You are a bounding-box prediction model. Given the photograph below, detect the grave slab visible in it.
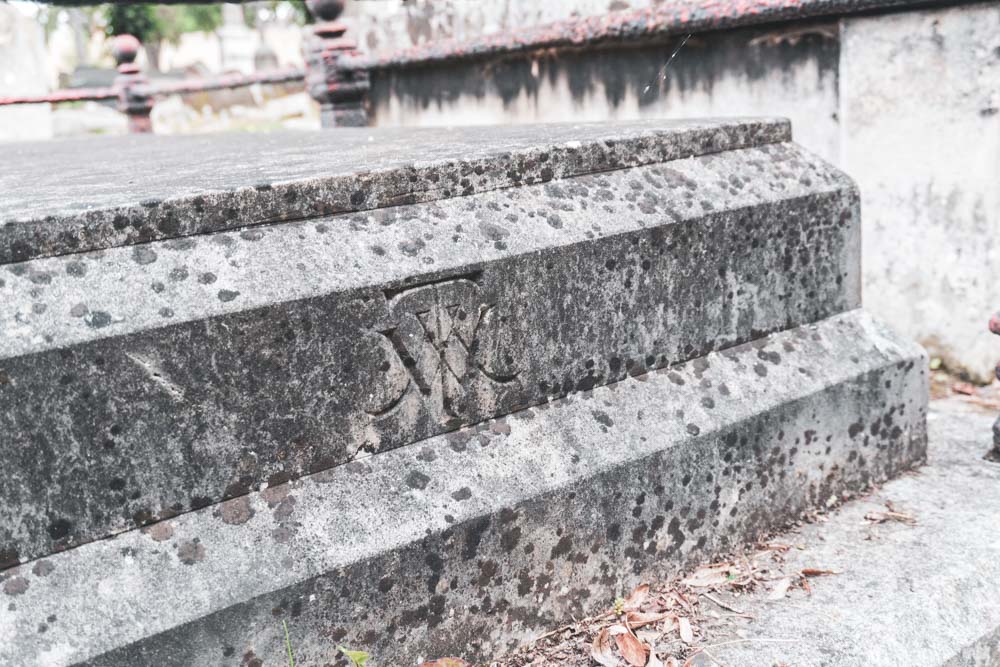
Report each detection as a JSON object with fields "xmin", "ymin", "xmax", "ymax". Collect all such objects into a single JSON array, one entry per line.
[
  {"xmin": 1, "ymin": 122, "xmax": 860, "ymax": 564},
  {"xmin": 0, "ymin": 310, "xmax": 927, "ymax": 666},
  {"xmin": 0, "ymin": 118, "xmax": 787, "ymax": 264}
]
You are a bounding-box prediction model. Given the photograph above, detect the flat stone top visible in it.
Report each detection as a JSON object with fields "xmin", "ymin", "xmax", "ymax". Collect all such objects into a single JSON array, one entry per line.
[{"xmin": 0, "ymin": 118, "xmax": 789, "ymax": 264}]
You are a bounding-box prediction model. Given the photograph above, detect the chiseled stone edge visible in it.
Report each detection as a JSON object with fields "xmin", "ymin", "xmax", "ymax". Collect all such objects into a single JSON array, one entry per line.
[
  {"xmin": 0, "ymin": 118, "xmax": 789, "ymax": 265},
  {"xmin": 0, "ymin": 310, "xmax": 928, "ymax": 666}
]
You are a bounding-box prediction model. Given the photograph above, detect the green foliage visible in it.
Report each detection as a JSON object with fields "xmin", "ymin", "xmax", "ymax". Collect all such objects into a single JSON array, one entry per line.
[
  {"xmin": 286, "ymin": 0, "xmax": 313, "ymax": 24},
  {"xmin": 102, "ymin": 3, "xmax": 223, "ymax": 43},
  {"xmin": 167, "ymin": 4, "xmax": 223, "ymax": 37},
  {"xmin": 337, "ymin": 645, "xmax": 371, "ymax": 667},
  {"xmin": 103, "ymin": 4, "xmax": 161, "ymax": 41}
]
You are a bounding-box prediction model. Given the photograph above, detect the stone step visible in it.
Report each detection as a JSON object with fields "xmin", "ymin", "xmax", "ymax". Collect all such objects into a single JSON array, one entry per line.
[
  {"xmin": 0, "ymin": 118, "xmax": 787, "ymax": 264},
  {"xmin": 0, "ymin": 121, "xmax": 859, "ymax": 564},
  {"xmin": 0, "ymin": 310, "xmax": 927, "ymax": 666},
  {"xmin": 691, "ymin": 399, "xmax": 998, "ymax": 667}
]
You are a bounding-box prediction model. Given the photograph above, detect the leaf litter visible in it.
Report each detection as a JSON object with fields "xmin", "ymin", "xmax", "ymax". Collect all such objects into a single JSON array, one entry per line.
[{"xmin": 490, "ymin": 489, "xmax": 918, "ymax": 666}]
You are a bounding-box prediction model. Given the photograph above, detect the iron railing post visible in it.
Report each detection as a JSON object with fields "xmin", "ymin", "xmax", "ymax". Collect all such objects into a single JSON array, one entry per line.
[
  {"xmin": 304, "ymin": 0, "xmax": 369, "ymax": 128},
  {"xmin": 111, "ymin": 34, "xmax": 154, "ymax": 134}
]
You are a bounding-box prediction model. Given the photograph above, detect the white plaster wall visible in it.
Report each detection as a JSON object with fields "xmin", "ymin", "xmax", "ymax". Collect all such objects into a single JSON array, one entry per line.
[
  {"xmin": 840, "ymin": 3, "xmax": 1000, "ymax": 381},
  {"xmin": 0, "ymin": 6, "xmax": 53, "ymax": 142}
]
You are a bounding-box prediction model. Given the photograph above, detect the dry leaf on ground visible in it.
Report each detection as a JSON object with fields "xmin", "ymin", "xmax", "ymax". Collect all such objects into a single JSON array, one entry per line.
[
  {"xmin": 678, "ymin": 617, "xmax": 694, "ymax": 644},
  {"xmin": 591, "ymin": 627, "xmax": 619, "ymax": 667},
  {"xmin": 623, "ymin": 584, "xmax": 650, "ymax": 610},
  {"xmin": 626, "ymin": 611, "xmax": 671, "ymax": 629},
  {"xmin": 801, "ymin": 568, "xmax": 838, "ymax": 577},
  {"xmin": 614, "ymin": 630, "xmax": 649, "ymax": 666},
  {"xmin": 682, "ymin": 563, "xmax": 735, "ymax": 588}
]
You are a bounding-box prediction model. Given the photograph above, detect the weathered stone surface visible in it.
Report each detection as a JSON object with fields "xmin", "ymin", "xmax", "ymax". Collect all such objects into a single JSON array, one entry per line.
[
  {"xmin": 0, "ymin": 126, "xmax": 860, "ymax": 564},
  {"xmin": 0, "ymin": 310, "xmax": 927, "ymax": 666},
  {"xmin": 0, "ymin": 118, "xmax": 788, "ymax": 264},
  {"xmin": 693, "ymin": 398, "xmax": 1000, "ymax": 667}
]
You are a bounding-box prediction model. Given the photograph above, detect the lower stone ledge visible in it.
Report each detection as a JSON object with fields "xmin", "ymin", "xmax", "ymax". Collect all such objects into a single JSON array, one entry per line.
[
  {"xmin": 686, "ymin": 398, "xmax": 1000, "ymax": 667},
  {"xmin": 0, "ymin": 309, "xmax": 927, "ymax": 666}
]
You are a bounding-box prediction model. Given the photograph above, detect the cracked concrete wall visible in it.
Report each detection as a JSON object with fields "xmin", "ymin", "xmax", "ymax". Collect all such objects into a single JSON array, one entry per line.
[{"xmin": 839, "ymin": 3, "xmax": 1000, "ymax": 382}]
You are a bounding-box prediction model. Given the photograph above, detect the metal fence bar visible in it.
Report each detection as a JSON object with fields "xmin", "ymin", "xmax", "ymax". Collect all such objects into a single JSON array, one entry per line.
[
  {"xmin": 0, "ymin": 88, "xmax": 117, "ymax": 106},
  {"xmin": 131, "ymin": 68, "xmax": 305, "ymax": 99},
  {"xmin": 0, "ymin": 0, "xmax": 367, "ymax": 133}
]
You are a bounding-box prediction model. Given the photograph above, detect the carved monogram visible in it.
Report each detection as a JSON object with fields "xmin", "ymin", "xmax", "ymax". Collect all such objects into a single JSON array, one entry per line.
[{"xmin": 367, "ymin": 277, "xmax": 519, "ymax": 420}]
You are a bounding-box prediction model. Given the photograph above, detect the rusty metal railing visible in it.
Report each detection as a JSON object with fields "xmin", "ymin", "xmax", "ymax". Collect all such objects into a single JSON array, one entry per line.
[{"xmin": 0, "ymin": 0, "xmax": 366, "ymax": 133}]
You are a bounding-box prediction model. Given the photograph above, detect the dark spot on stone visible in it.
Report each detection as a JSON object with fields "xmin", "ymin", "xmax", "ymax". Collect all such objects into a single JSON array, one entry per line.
[
  {"xmin": 406, "ymin": 470, "xmax": 431, "ymax": 490},
  {"xmin": 754, "ymin": 363, "xmax": 768, "ymax": 377},
  {"xmin": 451, "ymin": 487, "xmax": 472, "ymax": 501},
  {"xmin": 142, "ymin": 522, "xmax": 174, "ymax": 542},
  {"xmin": 490, "ymin": 419, "xmax": 511, "ymax": 435},
  {"xmin": 686, "ymin": 423, "xmax": 700, "ymax": 436},
  {"xmin": 190, "ymin": 496, "xmax": 213, "ymax": 510},
  {"xmin": 85, "ymin": 311, "xmax": 113, "ymax": 329},
  {"xmin": 399, "ymin": 238, "xmax": 426, "ymax": 256},
  {"xmin": 177, "ymin": 539, "xmax": 206, "ymax": 565},
  {"xmin": 0, "ymin": 547, "xmax": 20, "ymax": 570},
  {"xmin": 378, "ymin": 577, "xmax": 394, "ymax": 593},
  {"xmin": 65, "ymin": 261, "xmax": 87, "ymax": 277},
  {"xmin": 592, "ymin": 410, "xmax": 614, "ymax": 428},
  {"xmin": 550, "ymin": 535, "xmax": 573, "ymax": 559},
  {"xmin": 159, "ymin": 307, "xmax": 174, "ymax": 318},
  {"xmin": 169, "ymin": 267, "xmax": 189, "ymax": 282},
  {"xmin": 848, "ymin": 422, "xmax": 864, "ymax": 438},
  {"xmin": 218, "ymin": 289, "xmax": 240, "ymax": 302},
  {"xmin": 198, "ymin": 272, "xmax": 217, "ymax": 285},
  {"xmin": 463, "ymin": 516, "xmax": 491, "ymax": 560},
  {"xmin": 350, "ymin": 190, "xmax": 367, "ymax": 207},
  {"xmin": 69, "ymin": 303, "xmax": 88, "ymax": 318},
  {"xmin": 32, "ymin": 560, "xmax": 53, "ymax": 577},
  {"xmin": 3, "ymin": 578, "xmax": 28, "ymax": 596},
  {"xmin": 47, "ymin": 518, "xmax": 72, "ymax": 541},
  {"xmin": 219, "ymin": 496, "xmax": 255, "ymax": 525},
  {"xmin": 132, "ymin": 246, "xmax": 157, "ymax": 265}
]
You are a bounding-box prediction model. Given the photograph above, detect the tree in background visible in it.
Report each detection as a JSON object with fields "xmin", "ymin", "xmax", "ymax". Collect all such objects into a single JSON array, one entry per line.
[{"xmin": 103, "ymin": 3, "xmax": 223, "ymax": 71}]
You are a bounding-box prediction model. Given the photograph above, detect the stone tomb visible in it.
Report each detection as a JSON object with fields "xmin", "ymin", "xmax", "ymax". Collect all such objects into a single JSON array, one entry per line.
[{"xmin": 0, "ymin": 119, "xmax": 927, "ymax": 665}]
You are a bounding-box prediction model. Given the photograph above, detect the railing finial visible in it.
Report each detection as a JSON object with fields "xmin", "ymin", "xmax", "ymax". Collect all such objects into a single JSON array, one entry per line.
[
  {"xmin": 111, "ymin": 34, "xmax": 153, "ymax": 134},
  {"xmin": 304, "ymin": 0, "xmax": 369, "ymax": 128},
  {"xmin": 305, "ymin": 0, "xmax": 346, "ymax": 23},
  {"xmin": 111, "ymin": 34, "xmax": 141, "ymax": 73}
]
